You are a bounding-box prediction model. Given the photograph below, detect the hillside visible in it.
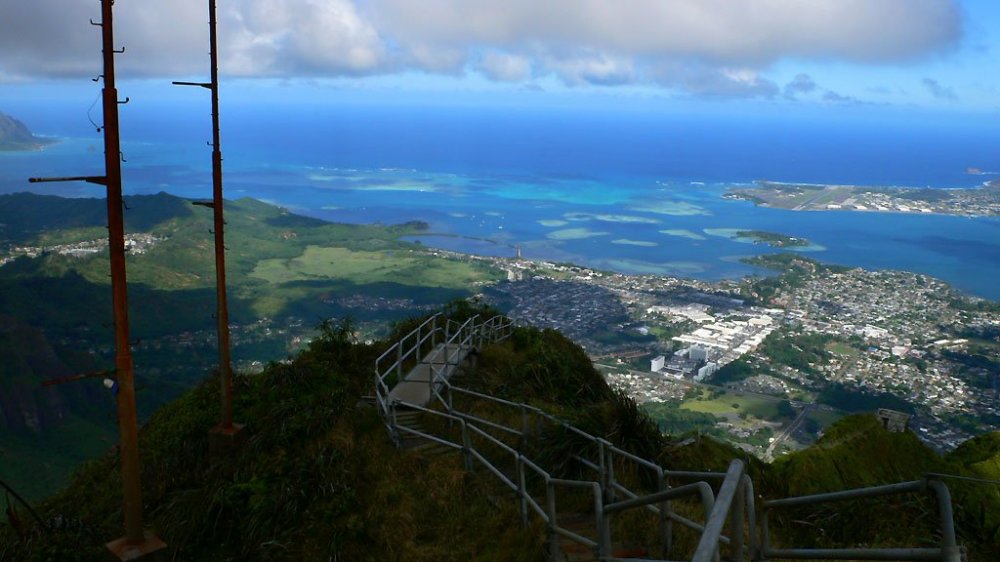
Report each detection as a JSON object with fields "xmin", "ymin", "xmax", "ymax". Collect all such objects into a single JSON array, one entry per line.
[
  {"xmin": 0, "ymin": 192, "xmax": 503, "ymax": 500},
  {"xmin": 0, "ymin": 112, "xmax": 53, "ymax": 151},
  {"xmin": 1, "ymin": 309, "xmax": 998, "ymax": 561}
]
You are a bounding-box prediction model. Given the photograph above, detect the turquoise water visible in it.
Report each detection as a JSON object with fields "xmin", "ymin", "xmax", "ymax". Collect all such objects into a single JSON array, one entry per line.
[{"xmin": 3, "ymin": 102, "xmax": 1000, "ymax": 300}]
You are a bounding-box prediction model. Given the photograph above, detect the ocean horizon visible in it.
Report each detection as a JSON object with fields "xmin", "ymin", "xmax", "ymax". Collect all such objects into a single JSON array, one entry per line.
[{"xmin": 3, "ymin": 101, "xmax": 1000, "ymax": 300}]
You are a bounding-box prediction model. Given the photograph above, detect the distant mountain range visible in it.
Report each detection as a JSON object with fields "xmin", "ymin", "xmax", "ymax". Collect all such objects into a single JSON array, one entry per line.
[{"xmin": 0, "ymin": 111, "xmax": 55, "ymax": 151}]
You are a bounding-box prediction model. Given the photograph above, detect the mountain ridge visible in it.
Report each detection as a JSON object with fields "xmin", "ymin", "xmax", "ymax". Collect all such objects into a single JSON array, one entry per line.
[
  {"xmin": 1, "ymin": 313, "xmax": 998, "ymax": 560},
  {"xmin": 0, "ymin": 112, "xmax": 54, "ymax": 151}
]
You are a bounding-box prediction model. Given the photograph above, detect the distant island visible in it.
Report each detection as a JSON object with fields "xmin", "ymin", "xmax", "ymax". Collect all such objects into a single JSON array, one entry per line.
[
  {"xmin": 733, "ymin": 230, "xmax": 810, "ymax": 248},
  {"xmin": 0, "ymin": 111, "xmax": 55, "ymax": 151},
  {"xmin": 726, "ymin": 179, "xmax": 1000, "ymax": 217}
]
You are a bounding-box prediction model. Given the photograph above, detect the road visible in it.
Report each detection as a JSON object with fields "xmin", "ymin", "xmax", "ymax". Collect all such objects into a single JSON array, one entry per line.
[{"xmin": 764, "ymin": 403, "xmax": 816, "ymax": 462}]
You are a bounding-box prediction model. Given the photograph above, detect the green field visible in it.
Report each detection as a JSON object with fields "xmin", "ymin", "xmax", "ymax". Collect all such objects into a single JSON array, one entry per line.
[
  {"xmin": 681, "ymin": 388, "xmax": 781, "ymax": 419},
  {"xmin": 250, "ymin": 246, "xmax": 494, "ymax": 289}
]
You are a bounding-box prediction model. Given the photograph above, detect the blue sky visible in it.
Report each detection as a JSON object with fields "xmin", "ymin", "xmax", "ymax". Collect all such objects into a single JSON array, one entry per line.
[{"xmin": 1, "ymin": 0, "xmax": 998, "ymax": 115}]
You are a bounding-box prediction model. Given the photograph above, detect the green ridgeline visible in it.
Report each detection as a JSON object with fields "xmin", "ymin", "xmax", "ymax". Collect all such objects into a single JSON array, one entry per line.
[
  {"xmin": 2, "ymin": 308, "xmax": 999, "ymax": 561},
  {"xmin": 0, "ymin": 193, "xmax": 501, "ymax": 505}
]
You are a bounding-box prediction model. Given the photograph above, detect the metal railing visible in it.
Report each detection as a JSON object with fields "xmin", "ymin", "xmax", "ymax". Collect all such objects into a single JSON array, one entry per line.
[
  {"xmin": 760, "ymin": 478, "xmax": 962, "ymax": 562},
  {"xmin": 435, "ymin": 383, "xmax": 747, "ymax": 560},
  {"xmin": 375, "ymin": 318, "xmax": 961, "ymax": 562},
  {"xmin": 386, "ymin": 352, "xmax": 738, "ymax": 560},
  {"xmin": 390, "ymin": 385, "xmax": 739, "ymax": 561},
  {"xmin": 374, "ymin": 314, "xmax": 514, "ymax": 444}
]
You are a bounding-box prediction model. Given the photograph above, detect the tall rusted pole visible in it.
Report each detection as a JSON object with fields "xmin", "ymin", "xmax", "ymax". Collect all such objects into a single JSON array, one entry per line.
[
  {"xmin": 30, "ymin": 2, "xmax": 165, "ymax": 557},
  {"xmin": 208, "ymin": 0, "xmax": 234, "ymax": 430},
  {"xmin": 173, "ymin": 0, "xmax": 242, "ymax": 448},
  {"xmin": 99, "ymin": 0, "xmax": 145, "ymax": 546}
]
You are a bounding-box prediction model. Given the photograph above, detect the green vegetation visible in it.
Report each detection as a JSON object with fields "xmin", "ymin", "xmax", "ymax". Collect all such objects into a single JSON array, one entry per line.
[
  {"xmin": 2, "ymin": 315, "xmax": 999, "ymax": 560},
  {"xmin": 816, "ymin": 382, "xmax": 915, "ymax": 413},
  {"xmin": 642, "ymin": 402, "xmax": 726, "ymax": 438},
  {"xmin": 710, "ymin": 358, "xmax": 755, "ymax": 384},
  {"xmin": 758, "ymin": 332, "xmax": 835, "ymax": 375},
  {"xmin": 681, "ymin": 389, "xmax": 780, "ymax": 420},
  {"xmin": 0, "ymin": 193, "xmax": 503, "ymax": 500}
]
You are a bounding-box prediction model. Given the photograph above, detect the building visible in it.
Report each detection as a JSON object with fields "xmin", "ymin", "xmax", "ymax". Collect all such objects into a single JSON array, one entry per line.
[
  {"xmin": 877, "ymin": 409, "xmax": 911, "ymax": 433},
  {"xmin": 650, "ymin": 355, "xmax": 665, "ymax": 373},
  {"xmin": 695, "ymin": 362, "xmax": 718, "ymax": 382}
]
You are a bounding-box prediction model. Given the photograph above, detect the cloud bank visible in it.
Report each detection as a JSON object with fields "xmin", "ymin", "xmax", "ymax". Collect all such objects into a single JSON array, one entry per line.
[{"xmin": 0, "ymin": 0, "xmax": 964, "ymax": 96}]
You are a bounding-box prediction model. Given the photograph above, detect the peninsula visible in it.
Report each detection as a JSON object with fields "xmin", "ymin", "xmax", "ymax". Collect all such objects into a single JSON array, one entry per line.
[
  {"xmin": 726, "ymin": 179, "xmax": 1000, "ymax": 217},
  {"xmin": 0, "ymin": 110, "xmax": 55, "ymax": 151}
]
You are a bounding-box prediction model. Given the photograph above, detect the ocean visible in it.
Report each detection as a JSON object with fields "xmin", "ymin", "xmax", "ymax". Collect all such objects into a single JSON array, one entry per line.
[{"xmin": 3, "ymin": 99, "xmax": 1000, "ymax": 300}]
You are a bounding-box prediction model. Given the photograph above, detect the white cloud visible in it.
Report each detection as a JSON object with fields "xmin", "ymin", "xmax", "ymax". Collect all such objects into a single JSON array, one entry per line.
[
  {"xmin": 0, "ymin": 0, "xmax": 385, "ymax": 79},
  {"xmin": 542, "ymin": 53, "xmax": 636, "ymax": 86},
  {"xmin": 371, "ymin": 0, "xmax": 962, "ymax": 64},
  {"xmin": 0, "ymin": 0, "xmax": 964, "ymax": 98},
  {"xmin": 649, "ymin": 61, "xmax": 780, "ymax": 98},
  {"xmin": 477, "ymin": 52, "xmax": 532, "ymax": 82}
]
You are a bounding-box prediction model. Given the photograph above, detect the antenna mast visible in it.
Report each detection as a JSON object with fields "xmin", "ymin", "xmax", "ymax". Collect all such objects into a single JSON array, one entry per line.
[
  {"xmin": 174, "ymin": 0, "xmax": 244, "ymax": 447},
  {"xmin": 30, "ymin": 1, "xmax": 167, "ymax": 559}
]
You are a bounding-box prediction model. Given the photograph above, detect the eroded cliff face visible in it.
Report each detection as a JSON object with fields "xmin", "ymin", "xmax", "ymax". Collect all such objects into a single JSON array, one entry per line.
[{"xmin": 0, "ymin": 316, "xmax": 108, "ymax": 431}]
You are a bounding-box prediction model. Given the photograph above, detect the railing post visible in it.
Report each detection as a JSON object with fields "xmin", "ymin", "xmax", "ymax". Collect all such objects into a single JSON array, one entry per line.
[
  {"xmin": 517, "ymin": 455, "xmax": 529, "ymax": 526},
  {"xmin": 599, "ymin": 439, "xmax": 615, "ymax": 504},
  {"xmin": 760, "ymin": 510, "xmax": 770, "ymax": 562},
  {"xmin": 520, "ymin": 404, "xmax": 529, "ymax": 452},
  {"xmin": 390, "ymin": 402, "xmax": 400, "ymax": 447},
  {"xmin": 926, "ymin": 479, "xmax": 962, "ymax": 562},
  {"xmin": 546, "ymin": 480, "xmax": 561, "ymax": 560},
  {"xmin": 396, "ymin": 343, "xmax": 403, "ymax": 381},
  {"xmin": 659, "ymin": 471, "xmax": 672, "ymax": 559},
  {"xmin": 598, "ymin": 440, "xmax": 608, "ymax": 502},
  {"xmin": 596, "ymin": 486, "xmax": 610, "ymax": 560},
  {"xmin": 607, "ymin": 444, "xmax": 616, "ymax": 504},
  {"xmin": 461, "ymin": 421, "xmax": 473, "ymax": 471},
  {"xmin": 730, "ymin": 474, "xmax": 746, "ymax": 562},
  {"xmin": 744, "ymin": 475, "xmax": 757, "ymax": 562}
]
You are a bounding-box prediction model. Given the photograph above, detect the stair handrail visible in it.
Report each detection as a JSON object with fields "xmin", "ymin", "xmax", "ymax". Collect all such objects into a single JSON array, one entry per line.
[
  {"xmin": 379, "ymin": 317, "xmax": 961, "ymax": 562},
  {"xmin": 430, "ymin": 379, "xmax": 731, "ymax": 560},
  {"xmin": 426, "ymin": 315, "xmax": 480, "ymax": 385},
  {"xmin": 375, "ymin": 313, "xmax": 442, "ymax": 391},
  {"xmin": 442, "ymin": 382, "xmax": 686, "ymax": 527},
  {"xmin": 380, "ymin": 316, "xmax": 737, "ymax": 560},
  {"xmin": 759, "ymin": 477, "xmax": 961, "ymax": 562},
  {"xmin": 390, "ymin": 396, "xmax": 608, "ymax": 558},
  {"xmin": 376, "ymin": 314, "xmax": 513, "ymax": 444}
]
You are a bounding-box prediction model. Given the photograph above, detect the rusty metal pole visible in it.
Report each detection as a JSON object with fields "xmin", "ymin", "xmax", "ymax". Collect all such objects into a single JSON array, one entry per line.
[
  {"xmin": 99, "ymin": 0, "xmax": 144, "ymax": 545},
  {"xmin": 208, "ymin": 0, "xmax": 235, "ymax": 431},
  {"xmin": 28, "ymin": 2, "xmax": 165, "ymax": 557},
  {"xmin": 98, "ymin": 1, "xmax": 166, "ymax": 558},
  {"xmin": 173, "ymin": 0, "xmax": 242, "ymax": 451}
]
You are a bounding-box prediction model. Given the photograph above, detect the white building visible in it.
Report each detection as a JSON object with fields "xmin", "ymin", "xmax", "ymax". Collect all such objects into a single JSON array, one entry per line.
[
  {"xmin": 650, "ymin": 355, "xmax": 665, "ymax": 373},
  {"xmin": 695, "ymin": 362, "xmax": 718, "ymax": 382}
]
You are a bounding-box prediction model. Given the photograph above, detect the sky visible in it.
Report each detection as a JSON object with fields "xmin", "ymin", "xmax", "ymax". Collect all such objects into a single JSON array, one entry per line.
[{"xmin": 1, "ymin": 0, "xmax": 998, "ymax": 114}]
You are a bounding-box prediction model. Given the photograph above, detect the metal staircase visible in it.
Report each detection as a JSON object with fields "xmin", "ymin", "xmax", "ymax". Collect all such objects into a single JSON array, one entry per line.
[{"xmin": 374, "ymin": 314, "xmax": 964, "ymax": 562}]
